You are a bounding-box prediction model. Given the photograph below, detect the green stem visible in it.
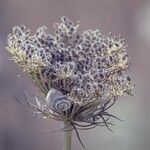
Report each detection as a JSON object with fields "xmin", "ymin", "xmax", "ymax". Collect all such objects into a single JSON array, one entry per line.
[{"xmin": 64, "ymin": 121, "xmax": 72, "ymax": 150}]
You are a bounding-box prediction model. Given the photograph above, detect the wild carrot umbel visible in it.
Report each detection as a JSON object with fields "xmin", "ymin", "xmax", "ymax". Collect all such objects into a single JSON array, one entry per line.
[{"xmin": 7, "ymin": 16, "xmax": 134, "ymax": 150}]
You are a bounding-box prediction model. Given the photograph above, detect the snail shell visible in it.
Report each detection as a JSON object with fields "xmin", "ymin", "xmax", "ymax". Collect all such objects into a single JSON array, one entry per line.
[{"xmin": 46, "ymin": 88, "xmax": 71, "ymax": 113}]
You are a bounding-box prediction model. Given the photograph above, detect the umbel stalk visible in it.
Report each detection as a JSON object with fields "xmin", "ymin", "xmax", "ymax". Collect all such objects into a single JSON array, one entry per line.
[{"xmin": 64, "ymin": 121, "xmax": 72, "ymax": 150}]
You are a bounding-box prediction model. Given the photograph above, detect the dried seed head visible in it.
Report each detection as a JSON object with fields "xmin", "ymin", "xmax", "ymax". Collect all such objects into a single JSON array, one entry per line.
[
  {"xmin": 7, "ymin": 16, "xmax": 134, "ymax": 107},
  {"xmin": 8, "ymin": 17, "xmax": 134, "ymax": 148}
]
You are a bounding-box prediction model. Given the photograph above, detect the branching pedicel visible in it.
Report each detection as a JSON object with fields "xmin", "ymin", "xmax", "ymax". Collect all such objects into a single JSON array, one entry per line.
[{"xmin": 7, "ymin": 16, "xmax": 134, "ymax": 150}]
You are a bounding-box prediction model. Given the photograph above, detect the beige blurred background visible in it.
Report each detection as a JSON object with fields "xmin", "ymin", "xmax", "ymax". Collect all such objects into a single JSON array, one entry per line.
[{"xmin": 0, "ymin": 0, "xmax": 150, "ymax": 150}]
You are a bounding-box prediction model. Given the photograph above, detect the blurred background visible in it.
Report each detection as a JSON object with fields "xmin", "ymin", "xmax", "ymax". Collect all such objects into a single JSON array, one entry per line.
[{"xmin": 0, "ymin": 0, "xmax": 149, "ymax": 150}]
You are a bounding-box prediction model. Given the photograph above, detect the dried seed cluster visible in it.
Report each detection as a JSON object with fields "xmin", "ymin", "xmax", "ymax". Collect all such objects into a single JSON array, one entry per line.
[
  {"xmin": 8, "ymin": 17, "xmax": 134, "ymax": 146},
  {"xmin": 7, "ymin": 16, "xmax": 133, "ymax": 106}
]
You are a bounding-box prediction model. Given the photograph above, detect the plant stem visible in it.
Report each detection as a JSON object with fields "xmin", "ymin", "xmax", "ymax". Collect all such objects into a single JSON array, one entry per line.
[{"xmin": 64, "ymin": 121, "xmax": 72, "ymax": 150}]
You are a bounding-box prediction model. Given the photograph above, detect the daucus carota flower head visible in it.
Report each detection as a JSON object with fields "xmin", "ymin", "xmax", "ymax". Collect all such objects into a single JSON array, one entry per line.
[{"xmin": 7, "ymin": 16, "xmax": 134, "ymax": 134}]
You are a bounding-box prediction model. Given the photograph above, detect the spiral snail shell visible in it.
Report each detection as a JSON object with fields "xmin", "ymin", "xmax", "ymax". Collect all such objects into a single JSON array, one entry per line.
[{"xmin": 46, "ymin": 88, "xmax": 71, "ymax": 113}]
